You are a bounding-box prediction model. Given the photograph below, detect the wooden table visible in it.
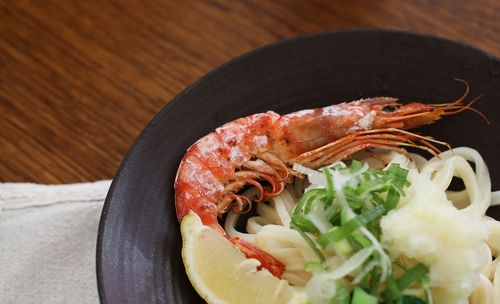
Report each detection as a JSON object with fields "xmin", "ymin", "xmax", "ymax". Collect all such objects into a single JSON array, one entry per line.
[{"xmin": 1, "ymin": 0, "xmax": 499, "ymax": 184}]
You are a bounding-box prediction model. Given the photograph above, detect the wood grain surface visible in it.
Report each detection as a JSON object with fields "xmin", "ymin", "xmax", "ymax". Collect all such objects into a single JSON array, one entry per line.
[{"xmin": 1, "ymin": 0, "xmax": 499, "ymax": 184}]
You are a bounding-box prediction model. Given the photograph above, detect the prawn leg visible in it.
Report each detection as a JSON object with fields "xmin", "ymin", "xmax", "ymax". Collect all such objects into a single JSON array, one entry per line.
[{"xmin": 294, "ymin": 129, "xmax": 448, "ymax": 168}]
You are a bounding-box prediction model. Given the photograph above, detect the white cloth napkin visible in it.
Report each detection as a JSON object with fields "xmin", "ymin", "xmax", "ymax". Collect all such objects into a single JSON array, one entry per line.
[{"xmin": 0, "ymin": 180, "xmax": 112, "ymax": 304}]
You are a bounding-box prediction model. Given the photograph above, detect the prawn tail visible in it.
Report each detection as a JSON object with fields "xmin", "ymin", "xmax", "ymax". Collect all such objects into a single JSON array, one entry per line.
[
  {"xmin": 175, "ymin": 186, "xmax": 227, "ymax": 236},
  {"xmin": 230, "ymin": 237, "xmax": 286, "ymax": 278},
  {"xmin": 293, "ymin": 128, "xmax": 450, "ymax": 168}
]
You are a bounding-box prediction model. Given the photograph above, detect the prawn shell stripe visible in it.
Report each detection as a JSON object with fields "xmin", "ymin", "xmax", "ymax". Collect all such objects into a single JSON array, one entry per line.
[
  {"xmin": 187, "ymin": 135, "xmax": 234, "ymax": 182},
  {"xmin": 215, "ymin": 112, "xmax": 278, "ymax": 165},
  {"xmin": 174, "ymin": 187, "xmax": 219, "ymax": 234},
  {"xmin": 176, "ymin": 155, "xmax": 224, "ymax": 200},
  {"xmin": 174, "ymin": 155, "xmax": 224, "ymax": 227}
]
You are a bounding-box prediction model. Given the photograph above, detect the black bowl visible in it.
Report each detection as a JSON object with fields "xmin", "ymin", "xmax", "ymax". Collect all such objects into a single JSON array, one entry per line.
[{"xmin": 96, "ymin": 29, "xmax": 500, "ymax": 303}]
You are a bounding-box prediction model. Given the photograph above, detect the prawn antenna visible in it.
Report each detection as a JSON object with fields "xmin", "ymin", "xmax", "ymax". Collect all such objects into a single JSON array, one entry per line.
[{"xmin": 433, "ymin": 79, "xmax": 490, "ymax": 124}]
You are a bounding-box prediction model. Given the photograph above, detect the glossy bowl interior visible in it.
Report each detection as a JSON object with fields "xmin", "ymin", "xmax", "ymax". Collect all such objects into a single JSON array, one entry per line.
[{"xmin": 97, "ymin": 29, "xmax": 500, "ymax": 303}]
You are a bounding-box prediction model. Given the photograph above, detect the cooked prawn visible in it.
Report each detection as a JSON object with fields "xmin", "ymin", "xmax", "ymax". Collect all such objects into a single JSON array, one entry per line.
[{"xmin": 174, "ymin": 79, "xmax": 484, "ymax": 278}]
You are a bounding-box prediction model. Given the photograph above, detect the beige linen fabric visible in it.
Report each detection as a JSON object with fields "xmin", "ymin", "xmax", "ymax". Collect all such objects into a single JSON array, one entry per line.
[{"xmin": 0, "ymin": 180, "xmax": 111, "ymax": 304}]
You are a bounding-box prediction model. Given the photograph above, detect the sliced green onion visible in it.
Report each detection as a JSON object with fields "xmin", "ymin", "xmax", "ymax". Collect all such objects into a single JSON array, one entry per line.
[
  {"xmin": 351, "ymin": 286, "xmax": 378, "ymax": 304},
  {"xmin": 352, "ymin": 231, "xmax": 372, "ymax": 248},
  {"xmin": 292, "ymin": 189, "xmax": 326, "ymax": 217},
  {"xmin": 332, "ymin": 281, "xmax": 350, "ymax": 304},
  {"xmin": 316, "ymin": 204, "xmax": 386, "ymax": 248},
  {"xmin": 291, "ymin": 214, "xmax": 319, "ymax": 233},
  {"xmin": 350, "ymin": 159, "xmax": 362, "ymax": 172},
  {"xmin": 382, "ymin": 273, "xmax": 401, "ymax": 302},
  {"xmin": 368, "ymin": 267, "xmax": 382, "ymax": 294},
  {"xmin": 384, "ymin": 188, "xmax": 400, "ymax": 211},
  {"xmin": 322, "ymin": 167, "xmax": 335, "ymax": 206},
  {"xmin": 304, "ymin": 261, "xmax": 325, "ymax": 273},
  {"xmin": 327, "ymin": 205, "xmax": 341, "ymax": 226},
  {"xmin": 395, "ymin": 263, "xmax": 429, "ymax": 291},
  {"xmin": 340, "ymin": 206, "xmax": 350, "ymax": 225},
  {"xmin": 304, "ymin": 192, "xmax": 327, "ymax": 214},
  {"xmin": 421, "ymin": 275, "xmax": 433, "ymax": 304},
  {"xmin": 290, "ymin": 222, "xmax": 326, "ymax": 263},
  {"xmin": 421, "ymin": 275, "xmax": 430, "ymax": 289},
  {"xmin": 398, "ymin": 295, "xmax": 427, "ymax": 304},
  {"xmin": 344, "ymin": 186, "xmax": 368, "ymax": 210},
  {"xmin": 355, "ymin": 177, "xmax": 391, "ymax": 195},
  {"xmin": 387, "ymin": 163, "xmax": 410, "ymax": 190},
  {"xmin": 371, "ymin": 192, "xmax": 385, "ymax": 207},
  {"xmin": 346, "ymin": 235, "xmax": 362, "ymax": 252},
  {"xmin": 382, "ymin": 264, "xmax": 429, "ymax": 301},
  {"xmin": 332, "ymin": 234, "xmax": 353, "ymax": 254}
]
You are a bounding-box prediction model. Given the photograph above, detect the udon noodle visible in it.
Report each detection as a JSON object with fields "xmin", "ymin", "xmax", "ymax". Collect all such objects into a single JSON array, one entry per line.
[{"xmin": 224, "ymin": 147, "xmax": 500, "ymax": 303}]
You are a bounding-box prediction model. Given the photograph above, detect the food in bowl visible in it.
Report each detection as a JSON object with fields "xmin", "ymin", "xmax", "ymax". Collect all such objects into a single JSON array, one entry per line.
[{"xmin": 174, "ymin": 82, "xmax": 498, "ymax": 303}]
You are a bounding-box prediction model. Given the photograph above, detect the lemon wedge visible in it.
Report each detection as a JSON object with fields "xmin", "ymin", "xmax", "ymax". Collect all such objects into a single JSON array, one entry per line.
[{"xmin": 180, "ymin": 212, "xmax": 307, "ymax": 304}]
